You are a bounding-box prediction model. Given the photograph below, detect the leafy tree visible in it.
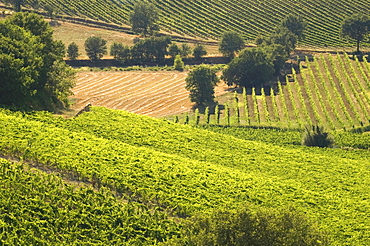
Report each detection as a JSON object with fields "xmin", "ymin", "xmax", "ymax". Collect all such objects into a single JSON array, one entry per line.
[
  {"xmin": 110, "ymin": 42, "xmax": 131, "ymax": 63},
  {"xmin": 180, "ymin": 43, "xmax": 192, "ymax": 57},
  {"xmin": 84, "ymin": 36, "xmax": 107, "ymax": 61},
  {"xmin": 6, "ymin": 12, "xmax": 66, "ymax": 88},
  {"xmin": 223, "ymin": 47, "xmax": 274, "ymax": 87},
  {"xmin": 302, "ymin": 126, "xmax": 334, "ymax": 147},
  {"xmin": 281, "ymin": 14, "xmax": 306, "ymax": 41},
  {"xmin": 164, "ymin": 206, "xmax": 329, "ymax": 246},
  {"xmin": 185, "ymin": 64, "xmax": 219, "ymax": 105},
  {"xmin": 341, "ymin": 14, "xmax": 370, "ymax": 53},
  {"xmin": 168, "ymin": 42, "xmax": 180, "ymax": 59},
  {"xmin": 129, "ymin": 1, "xmax": 159, "ymax": 36},
  {"xmin": 193, "ymin": 44, "xmax": 207, "ymax": 59},
  {"xmin": 173, "ymin": 55, "xmax": 184, "ymax": 71},
  {"xmin": 263, "ymin": 44, "xmax": 289, "ymax": 75},
  {"xmin": 67, "ymin": 42, "xmax": 79, "ymax": 60},
  {"xmin": 269, "ymin": 27, "xmax": 298, "ymax": 56},
  {"xmin": 131, "ymin": 35, "xmax": 171, "ymax": 62},
  {"xmin": 219, "ymin": 31, "xmax": 245, "ymax": 58},
  {"xmin": 0, "ymin": 13, "xmax": 75, "ymax": 110}
]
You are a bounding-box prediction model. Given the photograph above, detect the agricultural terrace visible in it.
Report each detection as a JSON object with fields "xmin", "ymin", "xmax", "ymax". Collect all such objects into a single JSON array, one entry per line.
[
  {"xmin": 4, "ymin": 0, "xmax": 370, "ymax": 48},
  {"xmin": 0, "ymin": 107, "xmax": 369, "ymax": 245}
]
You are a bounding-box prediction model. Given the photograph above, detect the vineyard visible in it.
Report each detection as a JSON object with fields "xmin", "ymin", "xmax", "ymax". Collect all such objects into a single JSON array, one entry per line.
[
  {"xmin": 171, "ymin": 53, "xmax": 370, "ymax": 131},
  {"xmin": 6, "ymin": 0, "xmax": 369, "ymax": 47},
  {"xmin": 0, "ymin": 107, "xmax": 369, "ymax": 245}
]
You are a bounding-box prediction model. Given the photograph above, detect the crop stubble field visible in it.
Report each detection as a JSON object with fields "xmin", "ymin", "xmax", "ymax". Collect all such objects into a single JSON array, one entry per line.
[{"xmin": 72, "ymin": 71, "xmax": 229, "ymax": 117}]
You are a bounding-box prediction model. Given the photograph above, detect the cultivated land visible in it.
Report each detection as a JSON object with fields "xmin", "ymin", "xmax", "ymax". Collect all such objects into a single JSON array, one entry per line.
[
  {"xmin": 1, "ymin": 0, "xmax": 370, "ymax": 245},
  {"xmin": 0, "ymin": 107, "xmax": 369, "ymax": 245}
]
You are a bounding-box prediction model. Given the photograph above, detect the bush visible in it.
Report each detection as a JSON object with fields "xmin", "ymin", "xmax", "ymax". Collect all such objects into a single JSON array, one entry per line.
[
  {"xmin": 302, "ymin": 126, "xmax": 334, "ymax": 147},
  {"xmin": 193, "ymin": 44, "xmax": 207, "ymax": 59},
  {"xmin": 174, "ymin": 55, "xmax": 184, "ymax": 71},
  {"xmin": 163, "ymin": 206, "xmax": 329, "ymax": 246}
]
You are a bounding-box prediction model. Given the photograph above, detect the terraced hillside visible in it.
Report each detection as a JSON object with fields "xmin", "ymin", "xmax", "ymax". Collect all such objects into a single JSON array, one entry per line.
[
  {"xmin": 8, "ymin": 0, "xmax": 370, "ymax": 47},
  {"xmin": 0, "ymin": 107, "xmax": 369, "ymax": 245}
]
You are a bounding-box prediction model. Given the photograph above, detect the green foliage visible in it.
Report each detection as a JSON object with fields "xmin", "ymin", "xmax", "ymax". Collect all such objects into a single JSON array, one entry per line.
[
  {"xmin": 185, "ymin": 64, "xmax": 219, "ymax": 105},
  {"xmin": 174, "ymin": 55, "xmax": 184, "ymax": 71},
  {"xmin": 280, "ymin": 14, "xmax": 306, "ymax": 41},
  {"xmin": 341, "ymin": 14, "xmax": 370, "ymax": 53},
  {"xmin": 131, "ymin": 35, "xmax": 171, "ymax": 62},
  {"xmin": 193, "ymin": 44, "xmax": 207, "ymax": 59},
  {"xmin": 169, "ymin": 206, "xmax": 329, "ymax": 246},
  {"xmin": 269, "ymin": 27, "xmax": 298, "ymax": 56},
  {"xmin": 168, "ymin": 42, "xmax": 180, "ymax": 58},
  {"xmin": 129, "ymin": 0, "xmax": 159, "ymax": 36},
  {"xmin": 84, "ymin": 36, "xmax": 107, "ymax": 61},
  {"xmin": 110, "ymin": 42, "xmax": 131, "ymax": 63},
  {"xmin": 180, "ymin": 43, "xmax": 192, "ymax": 58},
  {"xmin": 0, "ymin": 12, "xmax": 74, "ymax": 110},
  {"xmin": 67, "ymin": 42, "xmax": 79, "ymax": 60},
  {"xmin": 219, "ymin": 31, "xmax": 245, "ymax": 58},
  {"xmin": 0, "ymin": 159, "xmax": 180, "ymax": 245},
  {"xmin": 1, "ymin": 107, "xmax": 370, "ymax": 245},
  {"xmin": 223, "ymin": 47, "xmax": 274, "ymax": 87},
  {"xmin": 302, "ymin": 126, "xmax": 334, "ymax": 147}
]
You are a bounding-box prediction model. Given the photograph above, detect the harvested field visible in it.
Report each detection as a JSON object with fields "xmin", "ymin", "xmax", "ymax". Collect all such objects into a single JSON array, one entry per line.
[{"xmin": 71, "ymin": 71, "xmax": 229, "ymax": 117}]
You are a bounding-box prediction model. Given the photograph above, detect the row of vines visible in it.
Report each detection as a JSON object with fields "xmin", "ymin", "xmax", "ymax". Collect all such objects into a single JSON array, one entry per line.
[
  {"xmin": 176, "ymin": 54, "xmax": 370, "ymax": 131},
  {"xmin": 6, "ymin": 0, "xmax": 369, "ymax": 47}
]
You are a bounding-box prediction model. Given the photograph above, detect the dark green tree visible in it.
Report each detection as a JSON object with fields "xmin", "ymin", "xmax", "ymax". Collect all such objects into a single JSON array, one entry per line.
[
  {"xmin": 341, "ymin": 14, "xmax": 370, "ymax": 53},
  {"xmin": 281, "ymin": 14, "xmax": 306, "ymax": 41},
  {"xmin": 302, "ymin": 126, "xmax": 334, "ymax": 148},
  {"xmin": 269, "ymin": 27, "xmax": 298, "ymax": 56},
  {"xmin": 129, "ymin": 1, "xmax": 159, "ymax": 36},
  {"xmin": 84, "ymin": 36, "xmax": 107, "ymax": 61},
  {"xmin": 219, "ymin": 31, "xmax": 245, "ymax": 58},
  {"xmin": 180, "ymin": 43, "xmax": 192, "ymax": 58},
  {"xmin": 173, "ymin": 55, "xmax": 184, "ymax": 71},
  {"xmin": 67, "ymin": 42, "xmax": 79, "ymax": 60},
  {"xmin": 168, "ymin": 42, "xmax": 180, "ymax": 59},
  {"xmin": 223, "ymin": 47, "xmax": 274, "ymax": 87},
  {"xmin": 110, "ymin": 42, "xmax": 131, "ymax": 63},
  {"xmin": 0, "ymin": 13, "xmax": 75, "ymax": 110},
  {"xmin": 263, "ymin": 44, "xmax": 289, "ymax": 75},
  {"xmin": 185, "ymin": 64, "xmax": 219, "ymax": 105},
  {"xmin": 193, "ymin": 44, "xmax": 207, "ymax": 59},
  {"xmin": 131, "ymin": 36, "xmax": 171, "ymax": 62}
]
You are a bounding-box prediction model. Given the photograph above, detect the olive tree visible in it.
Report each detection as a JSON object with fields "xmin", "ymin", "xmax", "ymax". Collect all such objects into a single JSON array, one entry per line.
[
  {"xmin": 84, "ymin": 36, "xmax": 107, "ymax": 61},
  {"xmin": 185, "ymin": 64, "xmax": 219, "ymax": 105},
  {"xmin": 67, "ymin": 42, "xmax": 79, "ymax": 60},
  {"xmin": 129, "ymin": 1, "xmax": 159, "ymax": 36},
  {"xmin": 219, "ymin": 31, "xmax": 245, "ymax": 58},
  {"xmin": 342, "ymin": 14, "xmax": 370, "ymax": 53}
]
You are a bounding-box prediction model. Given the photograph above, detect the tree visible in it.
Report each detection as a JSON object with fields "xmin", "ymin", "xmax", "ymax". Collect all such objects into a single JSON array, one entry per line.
[
  {"xmin": 84, "ymin": 36, "xmax": 107, "ymax": 61},
  {"xmin": 168, "ymin": 42, "xmax": 180, "ymax": 59},
  {"xmin": 0, "ymin": 13, "xmax": 75, "ymax": 110},
  {"xmin": 129, "ymin": 1, "xmax": 159, "ymax": 36},
  {"xmin": 180, "ymin": 43, "xmax": 192, "ymax": 58},
  {"xmin": 67, "ymin": 42, "xmax": 79, "ymax": 60},
  {"xmin": 174, "ymin": 55, "xmax": 184, "ymax": 71},
  {"xmin": 185, "ymin": 65, "xmax": 219, "ymax": 105},
  {"xmin": 341, "ymin": 14, "xmax": 370, "ymax": 53},
  {"xmin": 222, "ymin": 47, "xmax": 274, "ymax": 87},
  {"xmin": 193, "ymin": 44, "xmax": 207, "ymax": 59},
  {"xmin": 131, "ymin": 36, "xmax": 171, "ymax": 62},
  {"xmin": 281, "ymin": 14, "xmax": 306, "ymax": 41},
  {"xmin": 110, "ymin": 42, "xmax": 131, "ymax": 63},
  {"xmin": 302, "ymin": 126, "xmax": 334, "ymax": 147},
  {"xmin": 263, "ymin": 44, "xmax": 288, "ymax": 75},
  {"xmin": 269, "ymin": 27, "xmax": 298, "ymax": 56},
  {"xmin": 219, "ymin": 31, "xmax": 245, "ymax": 59}
]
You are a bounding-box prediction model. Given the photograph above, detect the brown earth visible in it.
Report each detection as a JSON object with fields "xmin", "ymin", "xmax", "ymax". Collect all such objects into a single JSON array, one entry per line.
[{"xmin": 71, "ymin": 71, "xmax": 229, "ymax": 117}]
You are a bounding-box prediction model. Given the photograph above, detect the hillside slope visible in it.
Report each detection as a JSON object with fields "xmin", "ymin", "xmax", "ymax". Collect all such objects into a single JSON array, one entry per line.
[
  {"xmin": 13, "ymin": 0, "xmax": 370, "ymax": 47},
  {"xmin": 0, "ymin": 107, "xmax": 369, "ymax": 245}
]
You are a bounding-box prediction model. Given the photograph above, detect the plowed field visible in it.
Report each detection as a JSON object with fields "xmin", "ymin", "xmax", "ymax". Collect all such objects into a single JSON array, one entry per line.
[{"xmin": 71, "ymin": 71, "xmax": 229, "ymax": 117}]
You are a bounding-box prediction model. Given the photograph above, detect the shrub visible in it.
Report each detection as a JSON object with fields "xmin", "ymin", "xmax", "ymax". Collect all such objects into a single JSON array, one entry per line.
[
  {"xmin": 174, "ymin": 55, "xmax": 184, "ymax": 71},
  {"xmin": 302, "ymin": 125, "xmax": 334, "ymax": 147},
  {"xmin": 163, "ymin": 206, "xmax": 329, "ymax": 246}
]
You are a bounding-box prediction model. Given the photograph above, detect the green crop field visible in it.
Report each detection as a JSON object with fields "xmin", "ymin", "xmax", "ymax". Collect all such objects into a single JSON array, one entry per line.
[
  {"xmin": 4, "ymin": 0, "xmax": 369, "ymax": 47},
  {"xmin": 0, "ymin": 107, "xmax": 369, "ymax": 245}
]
